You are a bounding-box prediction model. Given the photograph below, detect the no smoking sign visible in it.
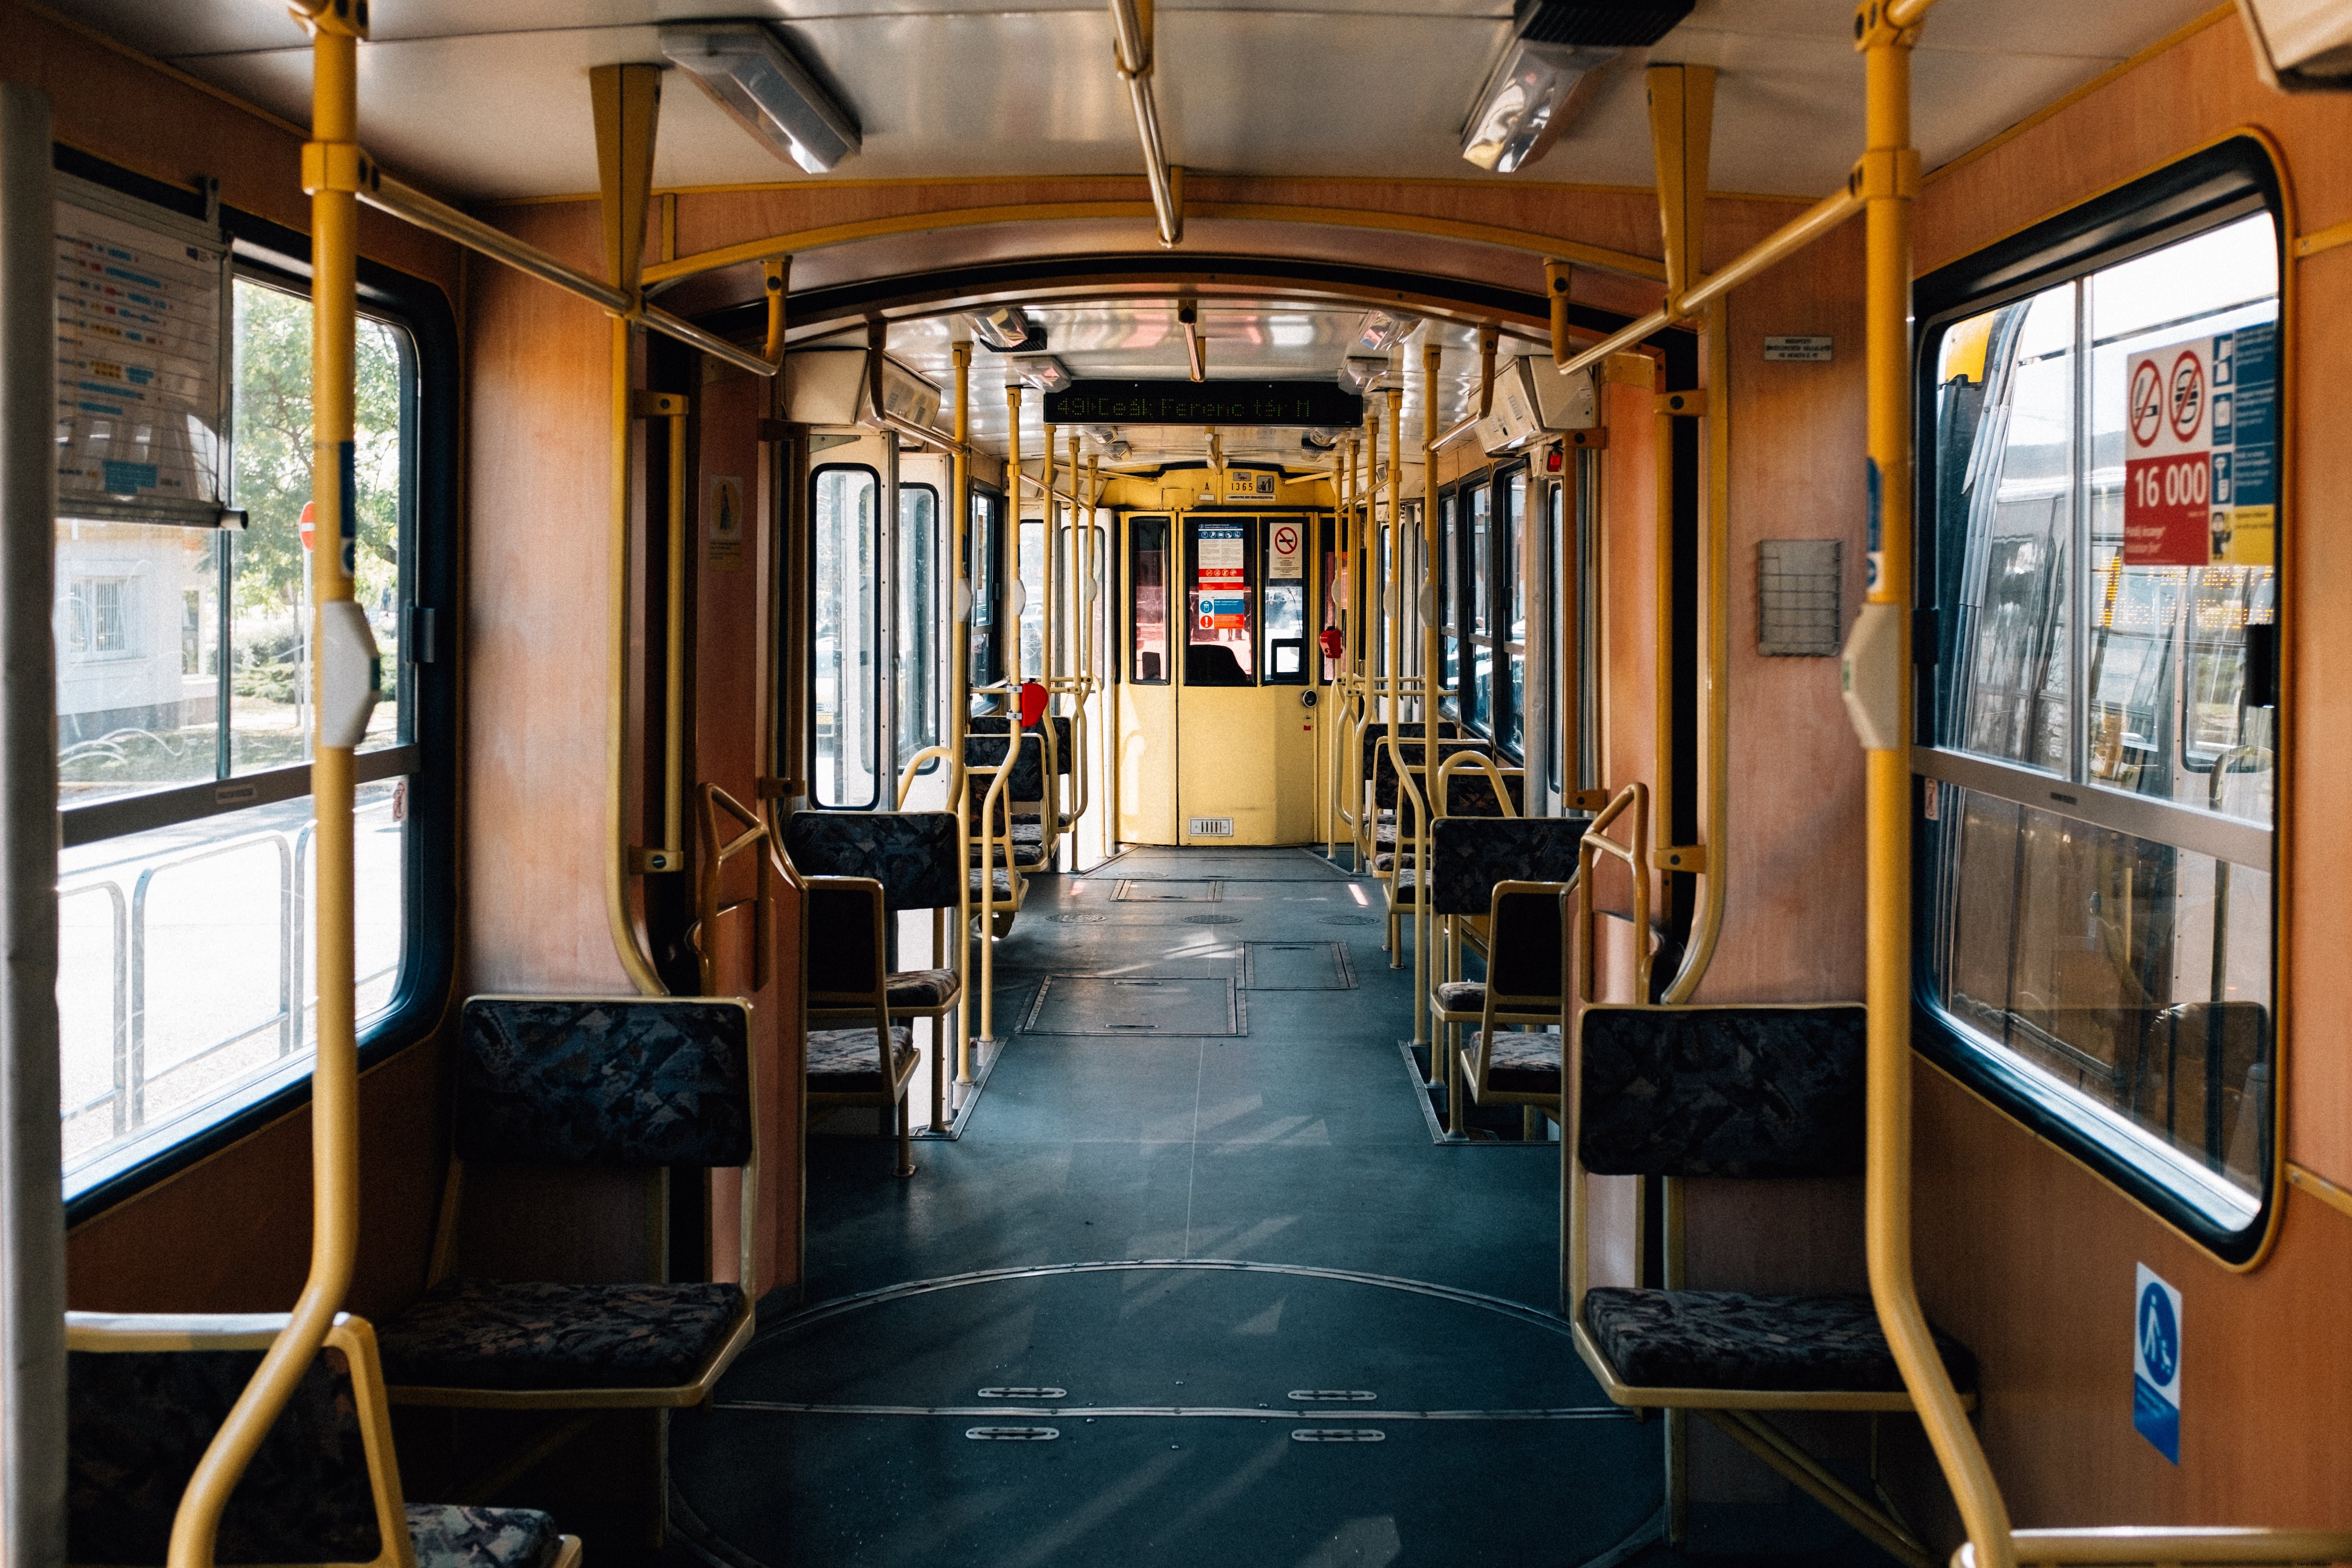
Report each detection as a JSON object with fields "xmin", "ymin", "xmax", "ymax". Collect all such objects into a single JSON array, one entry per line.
[
  {"xmin": 2122, "ymin": 326, "xmax": 2276, "ymax": 568},
  {"xmin": 1269, "ymin": 521, "xmax": 1305, "ymax": 579}
]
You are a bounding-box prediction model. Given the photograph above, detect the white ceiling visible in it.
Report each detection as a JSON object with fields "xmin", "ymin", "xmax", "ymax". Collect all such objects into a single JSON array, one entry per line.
[{"xmin": 53, "ymin": 0, "xmax": 2218, "ymax": 201}]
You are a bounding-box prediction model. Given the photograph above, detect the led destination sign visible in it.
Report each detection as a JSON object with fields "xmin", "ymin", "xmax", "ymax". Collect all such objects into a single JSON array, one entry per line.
[{"xmin": 1044, "ymin": 380, "xmax": 1365, "ymax": 428}]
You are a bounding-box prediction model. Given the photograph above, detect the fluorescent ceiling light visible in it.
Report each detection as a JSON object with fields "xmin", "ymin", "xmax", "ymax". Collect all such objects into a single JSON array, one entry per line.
[
  {"xmin": 1352, "ymin": 311, "xmax": 1417, "ymax": 354},
  {"xmin": 660, "ymin": 23, "xmax": 861, "ymax": 174},
  {"xmin": 1337, "ymin": 357, "xmax": 1389, "ymax": 394},
  {"xmin": 969, "ymin": 305, "xmax": 1041, "ymax": 352},
  {"xmin": 1011, "ymin": 356, "xmax": 1071, "ymax": 393},
  {"xmin": 1460, "ymin": 38, "xmax": 1617, "ymax": 173}
]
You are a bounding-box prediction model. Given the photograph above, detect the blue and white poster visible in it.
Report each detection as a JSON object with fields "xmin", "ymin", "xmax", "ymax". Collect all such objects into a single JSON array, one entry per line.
[{"xmin": 2133, "ymin": 1263, "xmax": 2182, "ymax": 1464}]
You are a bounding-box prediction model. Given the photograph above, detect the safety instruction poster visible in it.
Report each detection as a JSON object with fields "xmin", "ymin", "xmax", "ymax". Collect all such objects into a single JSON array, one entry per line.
[
  {"xmin": 1197, "ymin": 521, "xmax": 1247, "ymax": 633},
  {"xmin": 2133, "ymin": 1263, "xmax": 2182, "ymax": 1463},
  {"xmin": 1268, "ymin": 519, "xmax": 1304, "ymax": 580},
  {"xmin": 55, "ymin": 197, "xmax": 229, "ymax": 523},
  {"xmin": 2123, "ymin": 322, "xmax": 2276, "ymax": 567}
]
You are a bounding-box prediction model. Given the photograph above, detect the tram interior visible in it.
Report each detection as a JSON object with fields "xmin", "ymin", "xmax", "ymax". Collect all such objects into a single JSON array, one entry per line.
[{"xmin": 12, "ymin": 1, "xmax": 2352, "ymax": 1567}]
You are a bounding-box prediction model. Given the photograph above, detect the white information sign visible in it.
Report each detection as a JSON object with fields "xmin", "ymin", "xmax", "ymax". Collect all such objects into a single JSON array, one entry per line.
[
  {"xmin": 2122, "ymin": 324, "xmax": 2277, "ymax": 567},
  {"xmin": 1764, "ymin": 334, "xmax": 1834, "ymax": 362},
  {"xmin": 54, "ymin": 189, "xmax": 230, "ymax": 525},
  {"xmin": 1268, "ymin": 520, "xmax": 1304, "ymax": 580}
]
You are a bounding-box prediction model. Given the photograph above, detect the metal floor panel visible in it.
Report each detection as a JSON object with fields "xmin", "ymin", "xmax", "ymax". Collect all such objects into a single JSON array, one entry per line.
[
  {"xmin": 1021, "ymin": 974, "xmax": 1245, "ymax": 1036},
  {"xmin": 1113, "ymin": 877, "xmax": 1222, "ymax": 902},
  {"xmin": 1240, "ymin": 940, "xmax": 1357, "ymax": 991}
]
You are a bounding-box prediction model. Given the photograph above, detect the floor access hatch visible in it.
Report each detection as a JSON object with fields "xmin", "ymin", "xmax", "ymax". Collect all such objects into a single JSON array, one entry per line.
[{"xmin": 1019, "ymin": 975, "xmax": 1244, "ymax": 1037}]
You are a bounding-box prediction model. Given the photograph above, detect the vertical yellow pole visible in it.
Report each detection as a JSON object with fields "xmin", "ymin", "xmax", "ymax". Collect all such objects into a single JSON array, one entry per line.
[
  {"xmin": 1043, "ymin": 422, "xmax": 1059, "ymax": 691},
  {"xmin": 1008, "ymin": 386, "xmax": 1025, "ymax": 697},
  {"xmin": 1852, "ymin": 4, "xmax": 2013, "ymax": 1565},
  {"xmin": 952, "ymin": 341, "xmax": 974, "ymax": 1084},
  {"xmin": 1328, "ymin": 443, "xmax": 1347, "ymax": 859},
  {"xmin": 1417, "ymin": 345, "xmax": 1440, "ymax": 1057},
  {"xmin": 1085, "ymin": 456, "xmax": 1100, "ymax": 692},
  {"xmin": 1384, "ymin": 388, "xmax": 1401, "ymax": 761},
  {"xmin": 172, "ymin": 12, "xmax": 364, "ymax": 1566},
  {"xmin": 664, "ymin": 411, "xmax": 687, "ymax": 854}
]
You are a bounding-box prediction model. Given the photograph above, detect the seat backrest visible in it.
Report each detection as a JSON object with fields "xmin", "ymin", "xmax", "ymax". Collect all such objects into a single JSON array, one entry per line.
[
  {"xmin": 965, "ymin": 730, "xmax": 1046, "ymax": 802},
  {"xmin": 782, "ymin": 809, "xmax": 960, "ymax": 910},
  {"xmin": 1361, "ymin": 720, "xmax": 1460, "ymax": 774},
  {"xmin": 971, "ymin": 713, "xmax": 1074, "ymax": 775},
  {"xmin": 1372, "ymin": 738, "xmax": 1488, "ymax": 808},
  {"xmin": 1439, "ymin": 767, "xmax": 1526, "ymax": 818},
  {"xmin": 67, "ymin": 1322, "xmax": 387, "ymax": 1567},
  {"xmin": 1430, "ymin": 816, "xmax": 1586, "ymax": 915},
  {"xmin": 456, "ymin": 997, "xmax": 754, "ymax": 1169},
  {"xmin": 1576, "ymin": 1004, "xmax": 1867, "ymax": 1178},
  {"xmin": 804, "ymin": 879, "xmax": 886, "ymax": 1002},
  {"xmin": 1486, "ymin": 885, "xmax": 1567, "ymax": 1002}
]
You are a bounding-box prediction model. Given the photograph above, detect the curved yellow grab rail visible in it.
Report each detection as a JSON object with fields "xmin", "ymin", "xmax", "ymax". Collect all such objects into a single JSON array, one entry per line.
[{"xmin": 1435, "ymin": 749, "xmax": 1521, "ymax": 821}]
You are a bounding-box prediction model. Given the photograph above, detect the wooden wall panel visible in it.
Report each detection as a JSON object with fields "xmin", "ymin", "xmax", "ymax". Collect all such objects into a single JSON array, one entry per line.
[
  {"xmin": 462, "ymin": 204, "xmax": 634, "ymax": 997},
  {"xmin": 66, "ymin": 1039, "xmax": 446, "ymax": 1321}
]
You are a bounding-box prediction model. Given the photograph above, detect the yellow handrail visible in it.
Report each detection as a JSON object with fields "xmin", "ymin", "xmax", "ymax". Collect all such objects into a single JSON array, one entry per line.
[
  {"xmin": 694, "ymin": 784, "xmax": 775, "ymax": 998},
  {"xmin": 168, "ymin": 11, "xmax": 365, "ymax": 1565},
  {"xmin": 1574, "ymin": 782, "xmax": 1651, "ymax": 1009},
  {"xmin": 1435, "ymin": 749, "xmax": 1520, "ymax": 820},
  {"xmin": 1849, "ymin": 7, "xmax": 2015, "ymax": 1567}
]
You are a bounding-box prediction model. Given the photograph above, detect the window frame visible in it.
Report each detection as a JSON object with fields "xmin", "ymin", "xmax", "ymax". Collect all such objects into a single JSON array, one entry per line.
[
  {"xmin": 58, "ymin": 169, "xmax": 459, "ymax": 1224},
  {"xmin": 807, "ymin": 460, "xmax": 883, "ymax": 810},
  {"xmin": 896, "ymin": 481, "xmax": 941, "ymax": 769},
  {"xmin": 1910, "ymin": 134, "xmax": 2289, "ymax": 1264},
  {"xmin": 1126, "ymin": 514, "xmax": 1172, "ymax": 685}
]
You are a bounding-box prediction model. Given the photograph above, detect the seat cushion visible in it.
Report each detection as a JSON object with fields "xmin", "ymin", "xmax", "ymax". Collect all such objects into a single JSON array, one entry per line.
[
  {"xmin": 408, "ymin": 1504, "xmax": 564, "ymax": 1568},
  {"xmin": 970, "ymin": 869, "xmax": 1016, "ymax": 899},
  {"xmin": 1432, "ymin": 980, "xmax": 1486, "ymax": 1015},
  {"xmin": 887, "ymin": 969, "xmax": 960, "ymax": 1009},
  {"xmin": 807, "ymin": 1024, "xmax": 917, "ymax": 1092},
  {"xmin": 1581, "ymin": 1288, "xmax": 1978, "ymax": 1395},
  {"xmin": 380, "ymin": 1279, "xmax": 745, "ymax": 1392},
  {"xmin": 1473, "ymin": 1030, "xmax": 1559, "ymax": 1095},
  {"xmin": 1386, "ymin": 868, "xmax": 1419, "ymax": 903}
]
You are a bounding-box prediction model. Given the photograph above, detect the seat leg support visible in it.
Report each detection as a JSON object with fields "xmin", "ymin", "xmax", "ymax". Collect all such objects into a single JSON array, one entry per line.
[{"xmin": 1701, "ymin": 1408, "xmax": 1930, "ymax": 1568}]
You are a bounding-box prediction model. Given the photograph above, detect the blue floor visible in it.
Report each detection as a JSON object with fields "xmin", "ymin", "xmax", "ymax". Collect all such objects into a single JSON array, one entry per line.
[{"xmin": 669, "ymin": 847, "xmax": 1886, "ymax": 1568}]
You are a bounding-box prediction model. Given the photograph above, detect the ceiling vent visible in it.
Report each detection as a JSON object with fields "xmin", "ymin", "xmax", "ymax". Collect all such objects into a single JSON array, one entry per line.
[{"xmin": 1511, "ymin": 0, "xmax": 1694, "ymax": 48}]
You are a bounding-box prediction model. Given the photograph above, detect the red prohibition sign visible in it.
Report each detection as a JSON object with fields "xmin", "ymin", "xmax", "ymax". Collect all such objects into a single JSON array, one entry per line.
[
  {"xmin": 2128, "ymin": 360, "xmax": 2163, "ymax": 448},
  {"xmin": 1273, "ymin": 525, "xmax": 1299, "ymax": 555},
  {"xmin": 2168, "ymin": 350, "xmax": 2205, "ymax": 443}
]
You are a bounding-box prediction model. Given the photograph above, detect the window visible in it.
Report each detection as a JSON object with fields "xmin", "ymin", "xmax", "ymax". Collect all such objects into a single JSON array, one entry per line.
[
  {"xmin": 811, "ymin": 464, "xmax": 879, "ymax": 808},
  {"xmin": 1916, "ymin": 141, "xmax": 2282, "ymax": 1257},
  {"xmin": 1262, "ymin": 516, "xmax": 1307, "ymax": 683},
  {"xmin": 968, "ymin": 489, "xmax": 1004, "ymax": 698},
  {"xmin": 1129, "ymin": 516, "xmax": 1170, "ymax": 683},
  {"xmin": 1185, "ymin": 517, "xmax": 1254, "ymax": 686},
  {"xmin": 1019, "ymin": 513, "xmax": 1045, "ymax": 684},
  {"xmin": 58, "ymin": 250, "xmax": 448, "ymax": 1212},
  {"xmin": 1468, "ymin": 481, "xmax": 1494, "ymax": 736},
  {"xmin": 1438, "ymin": 491, "xmax": 1460, "ymax": 716},
  {"xmin": 1504, "ymin": 470, "xmax": 1528, "ymax": 757},
  {"xmin": 897, "ymin": 483, "xmax": 939, "ymax": 766}
]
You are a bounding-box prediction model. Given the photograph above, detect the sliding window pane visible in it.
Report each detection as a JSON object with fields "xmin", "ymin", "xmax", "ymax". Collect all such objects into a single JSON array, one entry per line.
[
  {"xmin": 813, "ymin": 465, "xmax": 879, "ymax": 809},
  {"xmin": 59, "ymin": 783, "xmax": 407, "ymax": 1189},
  {"xmin": 1468, "ymin": 483, "xmax": 1492, "ymax": 733},
  {"xmin": 55, "ymin": 520, "xmax": 219, "ymax": 804},
  {"xmin": 1130, "ymin": 517, "xmax": 1169, "ymax": 683},
  {"xmin": 897, "ymin": 485, "xmax": 938, "ymax": 763}
]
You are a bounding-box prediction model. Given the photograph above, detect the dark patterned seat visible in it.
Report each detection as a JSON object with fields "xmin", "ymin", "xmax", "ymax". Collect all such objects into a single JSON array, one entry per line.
[
  {"xmin": 971, "ymin": 868, "xmax": 1017, "ymax": 898},
  {"xmin": 782, "ymin": 811, "xmax": 961, "ymax": 911},
  {"xmin": 1566, "ymin": 1001, "xmax": 1973, "ymax": 1562},
  {"xmin": 67, "ymin": 1311, "xmax": 578, "ymax": 1568},
  {"xmin": 1581, "ymin": 1289, "xmax": 1978, "ymax": 1395},
  {"xmin": 1434, "ymin": 980, "xmax": 1485, "ymax": 1010},
  {"xmin": 887, "ymin": 968, "xmax": 959, "ymax": 1009},
  {"xmin": 408, "ymin": 1504, "xmax": 568, "ymax": 1568},
  {"xmin": 378, "ymin": 1280, "xmax": 746, "ymax": 1392},
  {"xmin": 1478, "ymin": 1029, "xmax": 1560, "ymax": 1095},
  {"xmin": 807, "ymin": 1023, "xmax": 917, "ymax": 1092},
  {"xmin": 384, "ymin": 997, "xmax": 759, "ymax": 1407}
]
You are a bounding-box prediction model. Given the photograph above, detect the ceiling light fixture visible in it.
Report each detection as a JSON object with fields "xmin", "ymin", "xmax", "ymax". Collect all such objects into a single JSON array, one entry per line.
[
  {"xmin": 1011, "ymin": 355, "xmax": 1071, "ymax": 394},
  {"xmin": 1458, "ymin": 0, "xmax": 1691, "ymax": 173},
  {"xmin": 969, "ymin": 305, "xmax": 1043, "ymax": 352},
  {"xmin": 660, "ymin": 22, "xmax": 862, "ymax": 174},
  {"xmin": 1352, "ymin": 310, "xmax": 1418, "ymax": 355},
  {"xmin": 1338, "ymin": 357, "xmax": 1390, "ymax": 394}
]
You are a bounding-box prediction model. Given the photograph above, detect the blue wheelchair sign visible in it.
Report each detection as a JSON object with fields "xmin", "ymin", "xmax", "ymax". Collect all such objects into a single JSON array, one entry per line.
[{"xmin": 2133, "ymin": 1265, "xmax": 2181, "ymax": 1463}]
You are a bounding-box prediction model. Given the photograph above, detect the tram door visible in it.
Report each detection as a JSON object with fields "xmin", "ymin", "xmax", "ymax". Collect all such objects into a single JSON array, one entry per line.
[{"xmin": 1117, "ymin": 510, "xmax": 1327, "ymax": 846}]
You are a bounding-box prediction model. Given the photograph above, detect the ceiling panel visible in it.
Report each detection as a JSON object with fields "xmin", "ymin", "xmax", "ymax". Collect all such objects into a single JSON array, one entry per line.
[{"xmin": 41, "ymin": 0, "xmax": 2224, "ymax": 200}]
